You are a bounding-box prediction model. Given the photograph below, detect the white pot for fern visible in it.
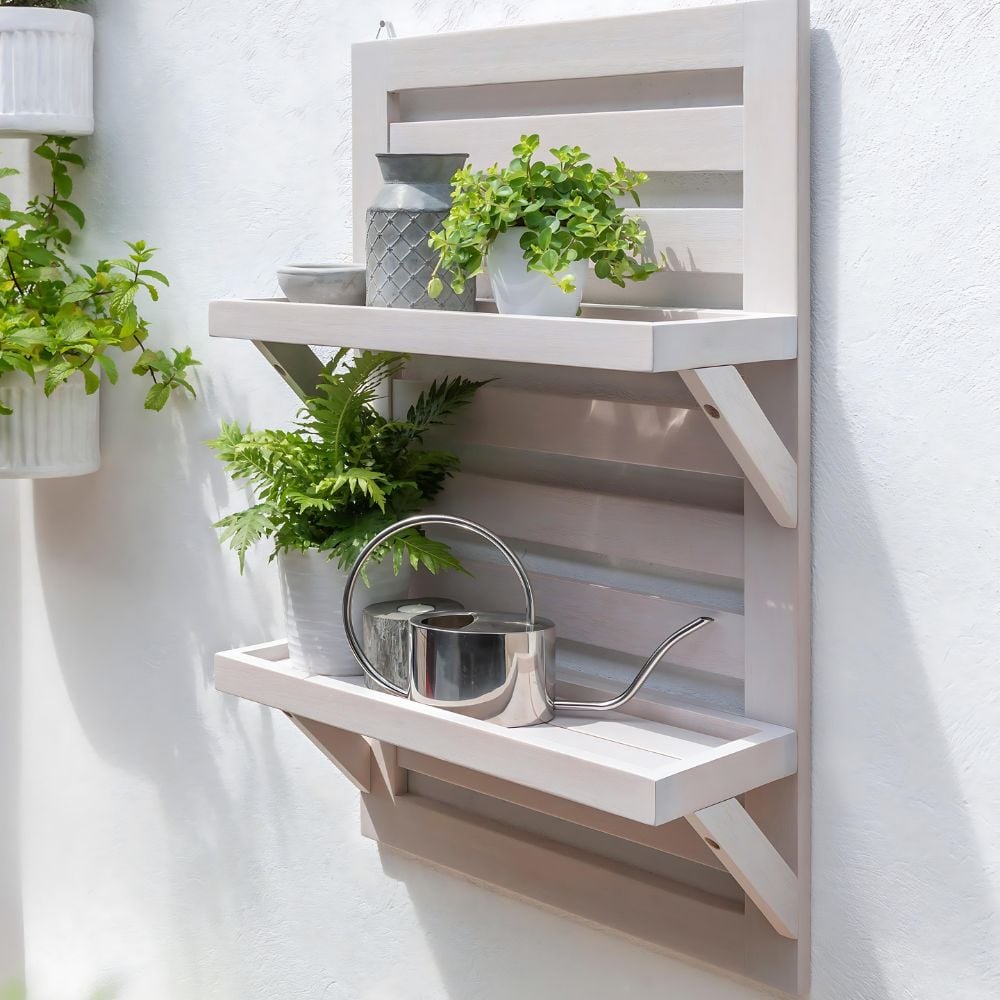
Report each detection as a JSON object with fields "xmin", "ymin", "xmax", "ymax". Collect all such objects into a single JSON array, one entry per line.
[
  {"xmin": 0, "ymin": 9, "xmax": 94, "ymax": 137},
  {"xmin": 0, "ymin": 372, "xmax": 100, "ymax": 478},
  {"xmin": 278, "ymin": 549, "xmax": 413, "ymax": 676}
]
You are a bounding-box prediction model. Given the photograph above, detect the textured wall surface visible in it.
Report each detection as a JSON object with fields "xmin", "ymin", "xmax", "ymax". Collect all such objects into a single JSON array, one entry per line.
[{"xmin": 2, "ymin": 1, "xmax": 999, "ymax": 998}]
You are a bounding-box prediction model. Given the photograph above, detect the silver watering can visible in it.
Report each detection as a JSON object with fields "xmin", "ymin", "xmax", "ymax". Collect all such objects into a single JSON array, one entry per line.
[{"xmin": 343, "ymin": 514, "xmax": 713, "ymax": 728}]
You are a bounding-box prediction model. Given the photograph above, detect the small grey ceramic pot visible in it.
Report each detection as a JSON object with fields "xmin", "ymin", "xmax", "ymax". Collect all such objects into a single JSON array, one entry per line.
[
  {"xmin": 365, "ymin": 153, "xmax": 475, "ymax": 311},
  {"xmin": 277, "ymin": 264, "xmax": 366, "ymax": 305}
]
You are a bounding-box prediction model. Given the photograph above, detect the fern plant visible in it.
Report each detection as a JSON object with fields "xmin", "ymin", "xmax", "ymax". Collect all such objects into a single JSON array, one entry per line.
[{"xmin": 210, "ymin": 349, "xmax": 487, "ymax": 575}]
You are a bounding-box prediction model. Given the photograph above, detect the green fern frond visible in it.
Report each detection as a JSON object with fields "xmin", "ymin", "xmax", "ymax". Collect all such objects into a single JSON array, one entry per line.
[
  {"xmin": 214, "ymin": 505, "xmax": 274, "ymax": 573},
  {"xmin": 404, "ymin": 375, "xmax": 492, "ymax": 434},
  {"xmin": 302, "ymin": 351, "xmax": 407, "ymax": 454}
]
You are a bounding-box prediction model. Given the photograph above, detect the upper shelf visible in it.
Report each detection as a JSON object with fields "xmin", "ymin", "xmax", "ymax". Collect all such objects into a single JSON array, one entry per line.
[
  {"xmin": 209, "ymin": 298, "xmax": 797, "ymax": 373},
  {"xmin": 216, "ymin": 639, "xmax": 797, "ymax": 827}
]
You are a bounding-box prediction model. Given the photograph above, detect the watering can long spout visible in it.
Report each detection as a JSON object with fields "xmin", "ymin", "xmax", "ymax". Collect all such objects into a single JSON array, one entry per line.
[{"xmin": 552, "ymin": 615, "xmax": 714, "ymax": 714}]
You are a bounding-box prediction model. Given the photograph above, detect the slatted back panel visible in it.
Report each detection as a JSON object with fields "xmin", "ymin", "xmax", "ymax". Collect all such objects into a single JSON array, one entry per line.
[
  {"xmin": 354, "ymin": 5, "xmax": 757, "ymax": 701},
  {"xmin": 354, "ymin": 5, "xmax": 809, "ymax": 989},
  {"xmin": 354, "ymin": 3, "xmax": 749, "ymax": 311}
]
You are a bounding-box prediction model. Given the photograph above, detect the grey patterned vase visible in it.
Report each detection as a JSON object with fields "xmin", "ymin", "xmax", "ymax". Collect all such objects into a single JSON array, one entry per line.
[{"xmin": 365, "ymin": 152, "xmax": 475, "ymax": 311}]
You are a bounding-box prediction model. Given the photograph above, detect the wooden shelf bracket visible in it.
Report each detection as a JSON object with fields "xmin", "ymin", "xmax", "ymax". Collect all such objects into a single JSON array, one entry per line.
[
  {"xmin": 284, "ymin": 713, "xmax": 373, "ymax": 792},
  {"xmin": 285, "ymin": 708, "xmax": 799, "ymax": 941},
  {"xmin": 254, "ymin": 341, "xmax": 326, "ymax": 400},
  {"xmin": 679, "ymin": 365, "xmax": 798, "ymax": 528},
  {"xmin": 685, "ymin": 798, "xmax": 799, "ymax": 940}
]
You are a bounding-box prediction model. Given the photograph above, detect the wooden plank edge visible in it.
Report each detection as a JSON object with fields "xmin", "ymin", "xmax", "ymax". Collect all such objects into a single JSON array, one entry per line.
[{"xmin": 686, "ymin": 798, "xmax": 799, "ymax": 939}]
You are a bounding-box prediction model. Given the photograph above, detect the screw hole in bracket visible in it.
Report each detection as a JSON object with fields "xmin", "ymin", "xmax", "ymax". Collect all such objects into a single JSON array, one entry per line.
[
  {"xmin": 704, "ymin": 837, "xmax": 721, "ymax": 850},
  {"xmin": 704, "ymin": 404, "xmax": 721, "ymax": 420}
]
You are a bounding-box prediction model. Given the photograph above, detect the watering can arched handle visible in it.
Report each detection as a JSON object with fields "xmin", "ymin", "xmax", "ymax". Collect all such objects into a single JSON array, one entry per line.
[{"xmin": 342, "ymin": 513, "xmax": 535, "ymax": 697}]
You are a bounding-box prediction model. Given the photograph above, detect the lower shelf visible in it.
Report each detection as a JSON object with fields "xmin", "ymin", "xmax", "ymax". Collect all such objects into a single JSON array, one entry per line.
[{"xmin": 215, "ymin": 639, "xmax": 797, "ymax": 827}]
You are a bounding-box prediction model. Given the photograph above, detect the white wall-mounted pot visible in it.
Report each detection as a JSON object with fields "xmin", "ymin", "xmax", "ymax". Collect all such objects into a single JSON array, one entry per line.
[
  {"xmin": 278, "ymin": 548, "xmax": 412, "ymax": 676},
  {"xmin": 486, "ymin": 227, "xmax": 587, "ymax": 318},
  {"xmin": 0, "ymin": 373, "xmax": 100, "ymax": 479},
  {"xmin": 0, "ymin": 9, "xmax": 94, "ymax": 136}
]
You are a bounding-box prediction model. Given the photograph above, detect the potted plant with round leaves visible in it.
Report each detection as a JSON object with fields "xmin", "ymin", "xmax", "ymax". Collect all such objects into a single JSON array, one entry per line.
[
  {"xmin": 427, "ymin": 134, "xmax": 660, "ymax": 317},
  {"xmin": 210, "ymin": 349, "xmax": 486, "ymax": 676},
  {"xmin": 0, "ymin": 137, "xmax": 200, "ymax": 478},
  {"xmin": 0, "ymin": 1, "xmax": 93, "ymax": 136}
]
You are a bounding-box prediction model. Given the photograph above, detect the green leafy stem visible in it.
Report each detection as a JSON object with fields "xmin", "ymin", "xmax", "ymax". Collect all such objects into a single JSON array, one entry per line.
[
  {"xmin": 428, "ymin": 133, "xmax": 661, "ymax": 300},
  {"xmin": 0, "ymin": 137, "xmax": 199, "ymax": 415}
]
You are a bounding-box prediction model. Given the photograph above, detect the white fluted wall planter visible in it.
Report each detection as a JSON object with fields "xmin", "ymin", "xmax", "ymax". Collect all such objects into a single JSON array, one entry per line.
[
  {"xmin": 0, "ymin": 374, "xmax": 99, "ymax": 478},
  {"xmin": 0, "ymin": 9, "xmax": 94, "ymax": 136}
]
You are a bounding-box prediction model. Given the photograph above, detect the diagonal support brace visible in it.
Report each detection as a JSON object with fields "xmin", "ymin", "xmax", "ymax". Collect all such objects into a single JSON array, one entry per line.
[
  {"xmin": 285, "ymin": 713, "xmax": 373, "ymax": 792},
  {"xmin": 680, "ymin": 365, "xmax": 798, "ymax": 528},
  {"xmin": 254, "ymin": 341, "xmax": 327, "ymax": 400},
  {"xmin": 686, "ymin": 798, "xmax": 798, "ymax": 939}
]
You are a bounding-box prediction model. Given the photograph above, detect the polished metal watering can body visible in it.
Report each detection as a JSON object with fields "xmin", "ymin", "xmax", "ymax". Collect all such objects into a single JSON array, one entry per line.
[{"xmin": 343, "ymin": 514, "xmax": 713, "ymax": 728}]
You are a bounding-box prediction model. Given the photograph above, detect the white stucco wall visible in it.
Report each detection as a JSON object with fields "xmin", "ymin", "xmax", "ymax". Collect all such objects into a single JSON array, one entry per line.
[{"xmin": 3, "ymin": 1, "xmax": 999, "ymax": 998}]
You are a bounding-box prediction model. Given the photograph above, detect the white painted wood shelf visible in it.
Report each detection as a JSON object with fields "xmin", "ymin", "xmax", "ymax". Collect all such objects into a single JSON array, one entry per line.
[
  {"xmin": 216, "ymin": 640, "xmax": 797, "ymax": 827},
  {"xmin": 209, "ymin": 298, "xmax": 796, "ymax": 373}
]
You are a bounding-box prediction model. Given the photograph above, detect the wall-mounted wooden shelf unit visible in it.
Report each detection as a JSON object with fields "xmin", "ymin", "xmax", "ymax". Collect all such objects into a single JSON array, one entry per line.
[{"xmin": 212, "ymin": 0, "xmax": 810, "ymax": 993}]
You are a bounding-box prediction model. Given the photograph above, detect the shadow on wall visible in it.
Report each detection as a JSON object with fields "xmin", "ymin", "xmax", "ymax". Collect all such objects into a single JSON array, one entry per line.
[
  {"xmin": 350, "ymin": 29, "xmax": 1000, "ymax": 1000},
  {"xmin": 0, "ymin": 483, "xmax": 24, "ymax": 984},
  {"xmin": 26, "ymin": 365, "xmax": 292, "ymax": 992},
  {"xmin": 809, "ymin": 28, "xmax": 1000, "ymax": 1000}
]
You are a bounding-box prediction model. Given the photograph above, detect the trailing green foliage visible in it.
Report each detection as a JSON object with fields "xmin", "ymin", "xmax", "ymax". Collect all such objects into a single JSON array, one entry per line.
[
  {"xmin": 0, "ymin": 137, "xmax": 198, "ymax": 415},
  {"xmin": 428, "ymin": 133, "xmax": 659, "ymax": 299},
  {"xmin": 210, "ymin": 349, "xmax": 488, "ymax": 575}
]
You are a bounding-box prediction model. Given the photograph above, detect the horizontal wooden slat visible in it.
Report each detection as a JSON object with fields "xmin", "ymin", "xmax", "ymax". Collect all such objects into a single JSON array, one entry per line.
[
  {"xmin": 427, "ymin": 473, "xmax": 744, "ymax": 580},
  {"xmin": 401, "ymin": 356, "xmax": 697, "ymax": 409},
  {"xmin": 641, "ymin": 208, "xmax": 743, "ymax": 274},
  {"xmin": 394, "ymin": 381, "xmax": 742, "ymax": 478},
  {"xmin": 390, "ymin": 106, "xmax": 743, "ymax": 174},
  {"xmin": 448, "ymin": 209, "xmax": 744, "ymax": 277},
  {"xmin": 578, "ymin": 269, "xmax": 743, "ymax": 310},
  {"xmin": 475, "ymin": 269, "xmax": 745, "ymax": 311},
  {"xmin": 553, "ymin": 711, "xmax": 727, "ymax": 757},
  {"xmin": 398, "ymin": 749, "xmax": 726, "ymax": 870},
  {"xmin": 471, "ymin": 209, "xmax": 745, "ymax": 278},
  {"xmin": 354, "ymin": 4, "xmax": 745, "ymax": 91},
  {"xmin": 419, "ymin": 558, "xmax": 744, "ymax": 679},
  {"xmin": 360, "ymin": 790, "xmax": 750, "ymax": 974},
  {"xmin": 398, "ymin": 69, "xmax": 744, "ymax": 122}
]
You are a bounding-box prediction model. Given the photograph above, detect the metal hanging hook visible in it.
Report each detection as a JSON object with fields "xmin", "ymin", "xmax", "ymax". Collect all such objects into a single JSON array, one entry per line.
[{"xmin": 375, "ymin": 19, "xmax": 397, "ymax": 40}]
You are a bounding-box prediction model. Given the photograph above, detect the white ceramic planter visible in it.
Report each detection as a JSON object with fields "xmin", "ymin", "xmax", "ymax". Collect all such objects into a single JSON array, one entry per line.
[
  {"xmin": 0, "ymin": 9, "xmax": 94, "ymax": 136},
  {"xmin": 278, "ymin": 549, "xmax": 412, "ymax": 676},
  {"xmin": 486, "ymin": 227, "xmax": 588, "ymax": 317},
  {"xmin": 0, "ymin": 373, "xmax": 100, "ymax": 478}
]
